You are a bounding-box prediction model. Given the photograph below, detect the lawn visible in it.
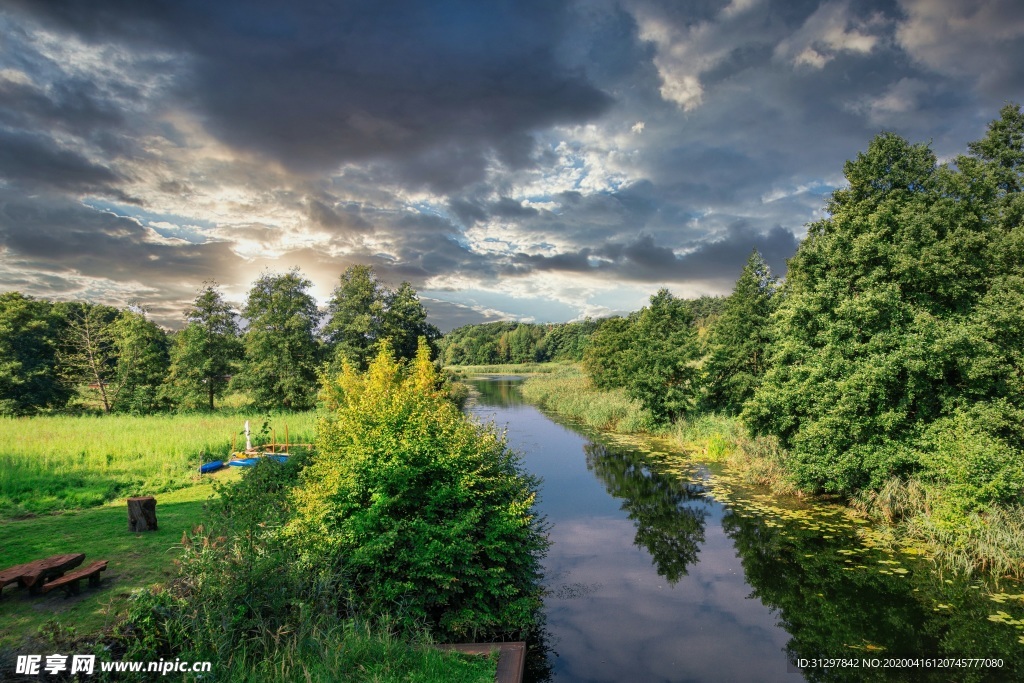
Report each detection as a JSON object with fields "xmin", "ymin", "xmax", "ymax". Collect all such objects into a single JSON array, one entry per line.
[{"xmin": 0, "ymin": 471, "xmax": 240, "ymax": 649}]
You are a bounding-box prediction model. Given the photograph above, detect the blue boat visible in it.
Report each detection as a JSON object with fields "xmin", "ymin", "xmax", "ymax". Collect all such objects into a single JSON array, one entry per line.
[
  {"xmin": 228, "ymin": 457, "xmax": 260, "ymax": 467},
  {"xmin": 199, "ymin": 460, "xmax": 224, "ymax": 473}
]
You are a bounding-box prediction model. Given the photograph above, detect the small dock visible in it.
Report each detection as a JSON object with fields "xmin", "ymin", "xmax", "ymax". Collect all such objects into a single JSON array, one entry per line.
[{"xmin": 436, "ymin": 642, "xmax": 526, "ymax": 683}]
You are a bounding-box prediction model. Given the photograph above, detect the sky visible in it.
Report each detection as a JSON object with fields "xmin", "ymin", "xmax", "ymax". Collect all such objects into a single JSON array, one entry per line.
[{"xmin": 1, "ymin": 0, "xmax": 1023, "ymax": 331}]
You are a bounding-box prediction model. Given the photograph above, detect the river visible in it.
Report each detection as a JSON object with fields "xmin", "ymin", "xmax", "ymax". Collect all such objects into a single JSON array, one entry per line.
[{"xmin": 466, "ymin": 377, "xmax": 1024, "ymax": 683}]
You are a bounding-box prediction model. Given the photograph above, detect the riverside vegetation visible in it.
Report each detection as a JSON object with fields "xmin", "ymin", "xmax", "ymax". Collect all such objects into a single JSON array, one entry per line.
[
  {"xmin": 472, "ymin": 105, "xmax": 1024, "ymax": 582},
  {"xmin": 3, "ymin": 343, "xmax": 543, "ymax": 682}
]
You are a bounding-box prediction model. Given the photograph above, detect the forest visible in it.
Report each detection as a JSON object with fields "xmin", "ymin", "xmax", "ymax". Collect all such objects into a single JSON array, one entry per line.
[{"xmin": 0, "ymin": 264, "xmax": 439, "ymax": 415}]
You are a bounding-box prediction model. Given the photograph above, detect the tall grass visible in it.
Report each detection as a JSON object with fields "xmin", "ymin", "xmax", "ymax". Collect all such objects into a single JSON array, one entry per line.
[
  {"xmin": 216, "ymin": 619, "xmax": 496, "ymax": 683},
  {"xmin": 519, "ymin": 367, "xmax": 655, "ymax": 432},
  {"xmin": 0, "ymin": 411, "xmax": 317, "ymax": 517}
]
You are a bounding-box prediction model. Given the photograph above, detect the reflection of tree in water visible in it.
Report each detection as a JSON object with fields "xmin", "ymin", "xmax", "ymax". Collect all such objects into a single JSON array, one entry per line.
[
  {"xmin": 468, "ymin": 378, "xmax": 527, "ymax": 406},
  {"xmin": 721, "ymin": 510, "xmax": 1024, "ymax": 682},
  {"xmin": 584, "ymin": 442, "xmax": 709, "ymax": 582}
]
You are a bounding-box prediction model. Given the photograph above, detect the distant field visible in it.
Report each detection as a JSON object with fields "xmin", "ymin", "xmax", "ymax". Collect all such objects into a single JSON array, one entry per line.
[
  {"xmin": 0, "ymin": 411, "xmax": 317, "ymax": 517},
  {"xmin": 445, "ymin": 361, "xmax": 569, "ymax": 375}
]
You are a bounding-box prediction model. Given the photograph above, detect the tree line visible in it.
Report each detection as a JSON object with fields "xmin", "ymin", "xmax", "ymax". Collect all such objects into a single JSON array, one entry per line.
[
  {"xmin": 438, "ymin": 318, "xmax": 605, "ymax": 365},
  {"xmin": 581, "ymin": 104, "xmax": 1024, "ymax": 513},
  {"xmin": 0, "ymin": 265, "xmax": 438, "ymax": 415}
]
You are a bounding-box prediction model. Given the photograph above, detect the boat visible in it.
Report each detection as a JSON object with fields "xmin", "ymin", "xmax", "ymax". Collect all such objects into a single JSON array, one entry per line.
[
  {"xmin": 199, "ymin": 460, "xmax": 225, "ymax": 474},
  {"xmin": 228, "ymin": 457, "xmax": 260, "ymax": 467}
]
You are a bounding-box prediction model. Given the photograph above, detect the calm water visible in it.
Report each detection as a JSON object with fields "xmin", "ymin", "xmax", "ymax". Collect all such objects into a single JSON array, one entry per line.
[{"xmin": 467, "ymin": 377, "xmax": 1024, "ymax": 683}]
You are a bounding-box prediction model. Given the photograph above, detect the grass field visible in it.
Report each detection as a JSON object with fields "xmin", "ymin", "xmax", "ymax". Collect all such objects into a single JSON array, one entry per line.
[
  {"xmin": 0, "ymin": 472, "xmax": 239, "ymax": 649},
  {"xmin": 0, "ymin": 411, "xmax": 317, "ymax": 518}
]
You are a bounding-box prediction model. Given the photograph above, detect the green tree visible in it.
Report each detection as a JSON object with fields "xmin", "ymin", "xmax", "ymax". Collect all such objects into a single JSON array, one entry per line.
[
  {"xmin": 164, "ymin": 284, "xmax": 241, "ymax": 410},
  {"xmin": 234, "ymin": 269, "xmax": 322, "ymax": 410},
  {"xmin": 382, "ymin": 281, "xmax": 440, "ymax": 362},
  {"xmin": 0, "ymin": 292, "xmax": 70, "ymax": 415},
  {"xmin": 57, "ymin": 302, "xmax": 122, "ymax": 413},
  {"xmin": 745, "ymin": 110, "xmax": 1024, "ymax": 503},
  {"xmin": 108, "ymin": 308, "xmax": 171, "ymax": 413},
  {"xmin": 702, "ymin": 250, "xmax": 778, "ymax": 414},
  {"xmin": 323, "ymin": 265, "xmax": 385, "ymax": 370}
]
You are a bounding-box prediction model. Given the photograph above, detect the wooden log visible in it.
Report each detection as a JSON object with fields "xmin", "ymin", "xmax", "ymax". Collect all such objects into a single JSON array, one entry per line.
[{"xmin": 127, "ymin": 496, "xmax": 158, "ymax": 532}]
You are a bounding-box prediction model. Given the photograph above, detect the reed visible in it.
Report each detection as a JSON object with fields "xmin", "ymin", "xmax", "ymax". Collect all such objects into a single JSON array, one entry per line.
[{"xmin": 520, "ymin": 367, "xmax": 656, "ymax": 432}]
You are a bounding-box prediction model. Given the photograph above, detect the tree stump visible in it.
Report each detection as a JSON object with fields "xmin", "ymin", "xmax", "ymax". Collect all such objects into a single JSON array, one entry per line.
[{"xmin": 127, "ymin": 496, "xmax": 158, "ymax": 532}]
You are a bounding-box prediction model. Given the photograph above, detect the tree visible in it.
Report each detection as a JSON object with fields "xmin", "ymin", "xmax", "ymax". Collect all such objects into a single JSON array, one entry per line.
[
  {"xmin": 744, "ymin": 110, "xmax": 1024, "ymax": 504},
  {"xmin": 164, "ymin": 284, "xmax": 241, "ymax": 410},
  {"xmin": 382, "ymin": 281, "xmax": 440, "ymax": 362},
  {"xmin": 58, "ymin": 302, "xmax": 121, "ymax": 413},
  {"xmin": 234, "ymin": 269, "xmax": 322, "ymax": 410},
  {"xmin": 0, "ymin": 292, "xmax": 70, "ymax": 415},
  {"xmin": 323, "ymin": 265, "xmax": 385, "ymax": 370},
  {"xmin": 323, "ymin": 266, "xmax": 440, "ymax": 369},
  {"xmin": 108, "ymin": 308, "xmax": 171, "ymax": 413},
  {"xmin": 702, "ymin": 250, "xmax": 778, "ymax": 414},
  {"xmin": 287, "ymin": 340, "xmax": 547, "ymax": 639}
]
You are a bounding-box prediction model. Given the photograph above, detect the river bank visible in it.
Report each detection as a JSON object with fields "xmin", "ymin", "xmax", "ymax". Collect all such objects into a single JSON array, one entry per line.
[
  {"xmin": 504, "ymin": 364, "xmax": 1024, "ymax": 584},
  {"xmin": 465, "ymin": 374, "xmax": 1024, "ymax": 680}
]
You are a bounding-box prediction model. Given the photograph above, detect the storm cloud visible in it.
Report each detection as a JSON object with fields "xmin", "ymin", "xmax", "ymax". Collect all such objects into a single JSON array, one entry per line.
[{"xmin": 0, "ymin": 0, "xmax": 1021, "ymax": 328}]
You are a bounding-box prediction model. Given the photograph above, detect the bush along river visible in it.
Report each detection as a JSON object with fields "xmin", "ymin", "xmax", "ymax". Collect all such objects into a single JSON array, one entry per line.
[{"xmin": 466, "ymin": 377, "xmax": 1024, "ymax": 683}]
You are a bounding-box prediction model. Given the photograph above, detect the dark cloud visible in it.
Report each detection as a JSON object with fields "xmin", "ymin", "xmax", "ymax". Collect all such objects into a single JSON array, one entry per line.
[
  {"xmin": 507, "ymin": 225, "xmax": 798, "ymax": 284},
  {"xmin": 7, "ymin": 0, "xmax": 612, "ymax": 181},
  {"xmin": 0, "ymin": 129, "xmax": 126, "ymax": 196},
  {"xmin": 0, "ymin": 191, "xmax": 240, "ymax": 317}
]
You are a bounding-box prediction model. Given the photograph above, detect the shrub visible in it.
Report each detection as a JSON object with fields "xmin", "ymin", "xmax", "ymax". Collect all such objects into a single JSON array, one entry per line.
[{"xmin": 287, "ymin": 340, "xmax": 548, "ymax": 640}]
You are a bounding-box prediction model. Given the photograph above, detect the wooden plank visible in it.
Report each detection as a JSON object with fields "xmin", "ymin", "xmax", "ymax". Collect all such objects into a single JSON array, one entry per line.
[
  {"xmin": 436, "ymin": 642, "xmax": 526, "ymax": 683},
  {"xmin": 18, "ymin": 554, "xmax": 86, "ymax": 593}
]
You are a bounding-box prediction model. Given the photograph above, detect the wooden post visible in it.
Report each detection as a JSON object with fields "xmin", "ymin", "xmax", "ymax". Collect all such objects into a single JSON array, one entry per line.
[
  {"xmin": 272, "ymin": 428, "xmax": 276, "ymax": 452},
  {"xmin": 284, "ymin": 424, "xmax": 289, "ymax": 452},
  {"xmin": 127, "ymin": 496, "xmax": 158, "ymax": 532}
]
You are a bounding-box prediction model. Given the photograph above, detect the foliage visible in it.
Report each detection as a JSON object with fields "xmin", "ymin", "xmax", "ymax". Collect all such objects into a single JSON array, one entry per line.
[
  {"xmin": 440, "ymin": 319, "xmax": 602, "ymax": 366},
  {"xmin": 234, "ymin": 269, "xmax": 323, "ymax": 410},
  {"xmin": 107, "ymin": 309, "xmax": 171, "ymax": 414},
  {"xmin": 288, "ymin": 340, "xmax": 548, "ymax": 639},
  {"xmin": 324, "ymin": 265, "xmax": 440, "ymax": 370},
  {"xmin": 701, "ymin": 249, "xmax": 777, "ymax": 414},
  {"xmin": 583, "ymin": 292, "xmax": 714, "ymax": 424},
  {"xmin": 163, "ymin": 283, "xmax": 242, "ymax": 411},
  {"xmin": 0, "ymin": 292, "xmax": 70, "ymax": 415},
  {"xmin": 56, "ymin": 301, "xmax": 122, "ymax": 413},
  {"xmin": 744, "ymin": 106, "xmax": 1024, "ymax": 504}
]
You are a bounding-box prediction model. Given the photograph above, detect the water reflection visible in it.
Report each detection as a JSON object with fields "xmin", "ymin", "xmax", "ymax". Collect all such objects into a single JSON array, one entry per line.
[
  {"xmin": 722, "ymin": 507, "xmax": 1024, "ymax": 681},
  {"xmin": 468, "ymin": 376, "xmax": 528, "ymax": 406},
  {"xmin": 585, "ymin": 443, "xmax": 709, "ymax": 583},
  {"xmin": 467, "ymin": 377, "xmax": 1024, "ymax": 682}
]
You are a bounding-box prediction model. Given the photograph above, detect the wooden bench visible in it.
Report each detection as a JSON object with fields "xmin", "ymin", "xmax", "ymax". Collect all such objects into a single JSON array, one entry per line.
[
  {"xmin": 1, "ymin": 554, "xmax": 85, "ymax": 597},
  {"xmin": 39, "ymin": 561, "xmax": 108, "ymax": 596}
]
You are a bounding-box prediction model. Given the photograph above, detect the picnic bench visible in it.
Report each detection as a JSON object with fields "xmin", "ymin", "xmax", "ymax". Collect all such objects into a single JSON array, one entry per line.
[
  {"xmin": 39, "ymin": 561, "xmax": 108, "ymax": 596},
  {"xmin": 0, "ymin": 553, "xmax": 107, "ymax": 598}
]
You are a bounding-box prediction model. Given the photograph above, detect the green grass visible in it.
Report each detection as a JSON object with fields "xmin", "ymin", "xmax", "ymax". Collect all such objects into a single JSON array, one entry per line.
[
  {"xmin": 519, "ymin": 366, "xmax": 656, "ymax": 433},
  {"xmin": 0, "ymin": 411, "xmax": 316, "ymax": 517},
  {"xmin": 223, "ymin": 620, "xmax": 497, "ymax": 683},
  {"xmin": 0, "ymin": 474, "xmax": 239, "ymax": 649},
  {"xmin": 446, "ymin": 361, "xmax": 568, "ymax": 375}
]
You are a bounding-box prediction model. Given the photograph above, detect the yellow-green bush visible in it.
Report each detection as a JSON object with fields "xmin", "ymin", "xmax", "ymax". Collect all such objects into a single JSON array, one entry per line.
[{"xmin": 288, "ymin": 341, "xmax": 548, "ymax": 640}]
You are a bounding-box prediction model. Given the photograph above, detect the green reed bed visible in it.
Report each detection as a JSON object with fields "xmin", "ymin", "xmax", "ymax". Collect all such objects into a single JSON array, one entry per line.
[
  {"xmin": 520, "ymin": 367, "xmax": 655, "ymax": 433},
  {"xmin": 0, "ymin": 411, "xmax": 316, "ymax": 517}
]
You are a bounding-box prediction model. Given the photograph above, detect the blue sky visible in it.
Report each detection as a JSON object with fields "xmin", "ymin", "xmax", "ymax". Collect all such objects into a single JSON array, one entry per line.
[{"xmin": 1, "ymin": 0, "xmax": 1022, "ymax": 329}]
